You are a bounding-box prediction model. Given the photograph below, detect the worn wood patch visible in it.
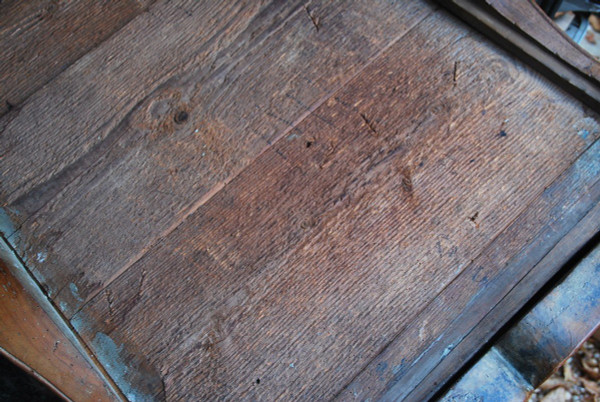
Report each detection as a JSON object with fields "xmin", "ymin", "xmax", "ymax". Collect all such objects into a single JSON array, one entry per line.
[
  {"xmin": 0, "ymin": 0, "xmax": 434, "ymax": 316},
  {"xmin": 343, "ymin": 140, "xmax": 600, "ymax": 401},
  {"xmin": 0, "ymin": 0, "xmax": 153, "ymax": 117},
  {"xmin": 72, "ymin": 10, "xmax": 599, "ymax": 400},
  {"xmin": 442, "ymin": 232, "xmax": 600, "ymax": 401},
  {"xmin": 437, "ymin": 0, "xmax": 600, "ymax": 111}
]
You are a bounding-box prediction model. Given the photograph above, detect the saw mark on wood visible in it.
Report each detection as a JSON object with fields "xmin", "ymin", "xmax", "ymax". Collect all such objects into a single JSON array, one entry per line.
[
  {"xmin": 360, "ymin": 113, "xmax": 378, "ymax": 136},
  {"xmin": 304, "ymin": 5, "xmax": 320, "ymax": 31}
]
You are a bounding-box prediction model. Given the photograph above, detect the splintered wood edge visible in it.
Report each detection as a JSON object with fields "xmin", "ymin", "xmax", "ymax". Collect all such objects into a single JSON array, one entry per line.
[
  {"xmin": 0, "ymin": 237, "xmax": 126, "ymax": 401},
  {"xmin": 438, "ymin": 0, "xmax": 600, "ymax": 111}
]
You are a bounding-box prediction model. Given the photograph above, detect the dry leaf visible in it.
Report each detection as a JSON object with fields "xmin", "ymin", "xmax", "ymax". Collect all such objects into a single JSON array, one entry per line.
[
  {"xmin": 564, "ymin": 360, "xmax": 578, "ymax": 383},
  {"xmin": 580, "ymin": 378, "xmax": 600, "ymax": 395},
  {"xmin": 590, "ymin": 14, "xmax": 600, "ymax": 32},
  {"xmin": 541, "ymin": 387, "xmax": 571, "ymax": 402},
  {"xmin": 539, "ymin": 376, "xmax": 570, "ymax": 391}
]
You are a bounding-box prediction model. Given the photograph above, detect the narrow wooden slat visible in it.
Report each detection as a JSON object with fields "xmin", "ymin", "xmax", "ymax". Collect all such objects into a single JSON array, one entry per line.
[
  {"xmin": 0, "ymin": 0, "xmax": 153, "ymax": 116},
  {"xmin": 486, "ymin": 0, "xmax": 600, "ymax": 83},
  {"xmin": 442, "ymin": 237, "xmax": 600, "ymax": 401},
  {"xmin": 72, "ymin": 10, "xmax": 600, "ymax": 400},
  {"xmin": 0, "ymin": 0, "xmax": 434, "ymax": 317}
]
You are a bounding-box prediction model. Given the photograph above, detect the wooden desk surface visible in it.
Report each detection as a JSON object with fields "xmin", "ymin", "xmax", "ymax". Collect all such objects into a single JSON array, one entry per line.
[{"xmin": 1, "ymin": 0, "xmax": 598, "ymax": 400}]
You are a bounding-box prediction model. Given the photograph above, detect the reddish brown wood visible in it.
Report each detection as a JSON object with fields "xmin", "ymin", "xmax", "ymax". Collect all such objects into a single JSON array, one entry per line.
[
  {"xmin": 0, "ymin": 255, "xmax": 118, "ymax": 401},
  {"xmin": 70, "ymin": 9, "xmax": 600, "ymax": 400},
  {"xmin": 0, "ymin": 0, "xmax": 434, "ymax": 318},
  {"xmin": 437, "ymin": 0, "xmax": 600, "ymax": 111},
  {"xmin": 0, "ymin": 1, "xmax": 599, "ymax": 400},
  {"xmin": 487, "ymin": 0, "xmax": 600, "ymax": 83}
]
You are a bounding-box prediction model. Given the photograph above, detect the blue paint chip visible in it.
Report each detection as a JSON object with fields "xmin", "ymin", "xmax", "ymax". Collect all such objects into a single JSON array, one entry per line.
[{"xmin": 376, "ymin": 361, "xmax": 388, "ymax": 375}]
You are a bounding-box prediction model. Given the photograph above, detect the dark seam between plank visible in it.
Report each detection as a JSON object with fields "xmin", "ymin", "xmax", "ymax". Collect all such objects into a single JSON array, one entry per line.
[
  {"xmin": 3, "ymin": 0, "xmax": 298, "ymax": 221},
  {"xmin": 403, "ymin": 195, "xmax": 600, "ymax": 401},
  {"xmin": 0, "ymin": 235, "xmax": 130, "ymax": 401}
]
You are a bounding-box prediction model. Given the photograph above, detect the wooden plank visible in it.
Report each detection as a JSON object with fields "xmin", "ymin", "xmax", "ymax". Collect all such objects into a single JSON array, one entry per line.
[
  {"xmin": 437, "ymin": 0, "xmax": 600, "ymax": 111},
  {"xmin": 487, "ymin": 0, "xmax": 600, "ymax": 83},
  {"xmin": 0, "ymin": 0, "xmax": 153, "ymax": 117},
  {"xmin": 342, "ymin": 140, "xmax": 600, "ymax": 401},
  {"xmin": 0, "ymin": 0, "xmax": 434, "ymax": 317},
  {"xmin": 0, "ymin": 240, "xmax": 121, "ymax": 401},
  {"xmin": 442, "ymin": 237, "xmax": 600, "ymax": 401},
  {"xmin": 72, "ymin": 10, "xmax": 600, "ymax": 400}
]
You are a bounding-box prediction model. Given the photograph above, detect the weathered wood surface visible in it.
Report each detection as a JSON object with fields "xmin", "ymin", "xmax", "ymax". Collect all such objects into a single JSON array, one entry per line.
[
  {"xmin": 1, "ymin": 0, "xmax": 599, "ymax": 400},
  {"xmin": 437, "ymin": 0, "xmax": 600, "ymax": 111},
  {"xmin": 0, "ymin": 247, "xmax": 118, "ymax": 401},
  {"xmin": 487, "ymin": 0, "xmax": 600, "ymax": 82},
  {"xmin": 373, "ymin": 148, "xmax": 600, "ymax": 401},
  {"xmin": 69, "ymin": 8, "xmax": 600, "ymax": 400},
  {"xmin": 0, "ymin": 0, "xmax": 153, "ymax": 117},
  {"xmin": 0, "ymin": 0, "xmax": 434, "ymax": 318}
]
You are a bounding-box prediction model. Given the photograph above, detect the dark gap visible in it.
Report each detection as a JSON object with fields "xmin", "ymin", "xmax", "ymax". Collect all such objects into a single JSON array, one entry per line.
[{"xmin": 0, "ymin": 355, "xmax": 61, "ymax": 401}]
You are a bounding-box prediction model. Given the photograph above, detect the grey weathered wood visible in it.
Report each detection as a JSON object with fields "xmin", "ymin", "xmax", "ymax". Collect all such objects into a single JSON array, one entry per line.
[
  {"xmin": 442, "ymin": 235, "xmax": 600, "ymax": 401},
  {"xmin": 342, "ymin": 139, "xmax": 600, "ymax": 401},
  {"xmin": 437, "ymin": 0, "xmax": 600, "ymax": 111}
]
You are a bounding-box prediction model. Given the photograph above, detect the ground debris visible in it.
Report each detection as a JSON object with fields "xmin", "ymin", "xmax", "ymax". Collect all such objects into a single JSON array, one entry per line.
[{"xmin": 528, "ymin": 338, "xmax": 600, "ymax": 402}]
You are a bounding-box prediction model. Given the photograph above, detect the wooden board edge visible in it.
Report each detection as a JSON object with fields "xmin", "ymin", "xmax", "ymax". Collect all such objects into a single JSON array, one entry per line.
[
  {"xmin": 400, "ymin": 193, "xmax": 600, "ymax": 401},
  {"xmin": 437, "ymin": 0, "xmax": 600, "ymax": 111},
  {"xmin": 0, "ymin": 237, "xmax": 126, "ymax": 401},
  {"xmin": 0, "ymin": 346, "xmax": 71, "ymax": 401},
  {"xmin": 440, "ymin": 237, "xmax": 600, "ymax": 401}
]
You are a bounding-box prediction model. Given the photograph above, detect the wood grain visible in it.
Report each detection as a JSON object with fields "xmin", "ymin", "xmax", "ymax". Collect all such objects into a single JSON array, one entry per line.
[
  {"xmin": 0, "ymin": 0, "xmax": 434, "ymax": 317},
  {"xmin": 72, "ymin": 10, "xmax": 600, "ymax": 400},
  {"xmin": 442, "ymin": 235, "xmax": 600, "ymax": 401},
  {"xmin": 375, "ymin": 146, "xmax": 600, "ymax": 401},
  {"xmin": 0, "ymin": 254, "xmax": 118, "ymax": 401},
  {"xmin": 437, "ymin": 0, "xmax": 600, "ymax": 111},
  {"xmin": 0, "ymin": 0, "xmax": 153, "ymax": 117},
  {"xmin": 486, "ymin": 0, "xmax": 600, "ymax": 83}
]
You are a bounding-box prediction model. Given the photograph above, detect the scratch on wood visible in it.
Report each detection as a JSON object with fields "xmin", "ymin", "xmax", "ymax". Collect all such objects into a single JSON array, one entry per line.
[
  {"xmin": 138, "ymin": 270, "xmax": 147, "ymax": 298},
  {"xmin": 468, "ymin": 211, "xmax": 480, "ymax": 228},
  {"xmin": 304, "ymin": 5, "xmax": 320, "ymax": 31},
  {"xmin": 360, "ymin": 113, "xmax": 378, "ymax": 136},
  {"xmin": 453, "ymin": 61, "xmax": 459, "ymax": 87},
  {"xmin": 105, "ymin": 289, "xmax": 115, "ymax": 317}
]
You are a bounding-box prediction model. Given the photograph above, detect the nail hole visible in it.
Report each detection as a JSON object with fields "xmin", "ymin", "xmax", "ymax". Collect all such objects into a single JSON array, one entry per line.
[
  {"xmin": 306, "ymin": 140, "xmax": 314, "ymax": 148},
  {"xmin": 256, "ymin": 378, "xmax": 260, "ymax": 384},
  {"xmin": 174, "ymin": 110, "xmax": 189, "ymax": 124}
]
